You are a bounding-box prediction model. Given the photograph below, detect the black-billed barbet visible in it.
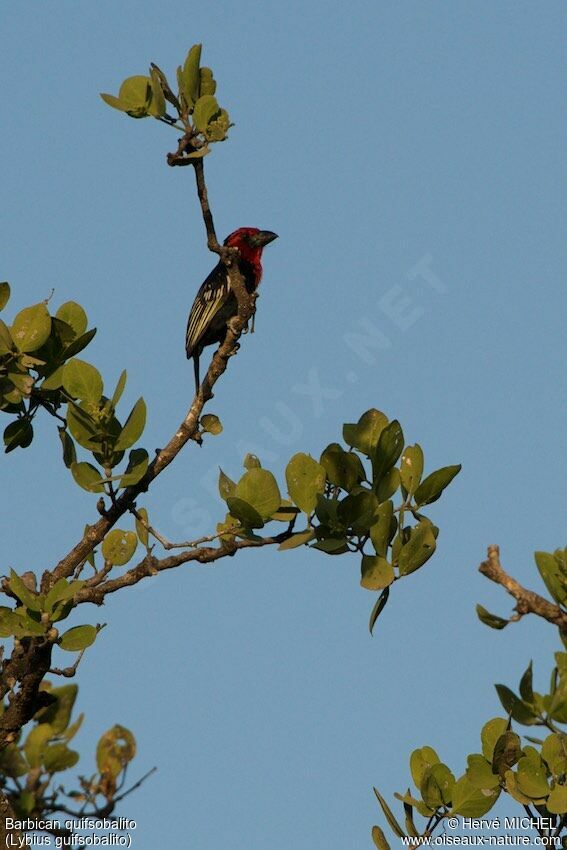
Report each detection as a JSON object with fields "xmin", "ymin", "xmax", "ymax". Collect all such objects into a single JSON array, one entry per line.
[{"xmin": 185, "ymin": 227, "xmax": 278, "ymax": 390}]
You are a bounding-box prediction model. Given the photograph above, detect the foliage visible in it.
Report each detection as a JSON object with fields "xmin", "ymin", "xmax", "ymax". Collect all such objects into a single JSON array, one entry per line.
[
  {"xmin": 216, "ymin": 409, "xmax": 460, "ymax": 632},
  {"xmin": 1, "ymin": 39, "xmax": 467, "ymax": 845},
  {"xmin": 372, "ymin": 548, "xmax": 567, "ymax": 847},
  {"xmin": 0, "ymin": 683, "xmax": 136, "ymax": 827},
  {"xmin": 100, "ymin": 44, "xmax": 231, "ymax": 154}
]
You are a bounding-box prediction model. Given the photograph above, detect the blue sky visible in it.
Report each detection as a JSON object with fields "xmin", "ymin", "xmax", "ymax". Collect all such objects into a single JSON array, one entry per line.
[{"xmin": 2, "ymin": 2, "xmax": 567, "ymax": 847}]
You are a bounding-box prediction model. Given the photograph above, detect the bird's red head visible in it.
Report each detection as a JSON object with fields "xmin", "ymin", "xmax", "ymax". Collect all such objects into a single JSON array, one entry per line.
[{"xmin": 224, "ymin": 227, "xmax": 278, "ymax": 281}]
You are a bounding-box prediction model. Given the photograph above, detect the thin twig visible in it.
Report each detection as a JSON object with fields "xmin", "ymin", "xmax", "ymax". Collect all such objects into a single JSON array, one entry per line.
[{"xmin": 128, "ymin": 505, "xmax": 243, "ymax": 550}]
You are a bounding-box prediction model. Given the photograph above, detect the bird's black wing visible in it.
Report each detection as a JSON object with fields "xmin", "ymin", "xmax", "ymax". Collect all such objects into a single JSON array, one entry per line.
[{"xmin": 185, "ymin": 263, "xmax": 231, "ymax": 358}]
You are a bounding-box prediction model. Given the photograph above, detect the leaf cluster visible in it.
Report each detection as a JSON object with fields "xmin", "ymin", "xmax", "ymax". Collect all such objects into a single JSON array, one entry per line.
[
  {"xmin": 100, "ymin": 44, "xmax": 231, "ymax": 152},
  {"xmin": 0, "ymin": 683, "xmax": 136, "ymax": 821},
  {"xmin": 216, "ymin": 408, "xmax": 460, "ymax": 632},
  {"xmin": 373, "ymin": 650, "xmax": 567, "ymax": 846},
  {"xmin": 0, "ymin": 286, "xmax": 148, "ymax": 498}
]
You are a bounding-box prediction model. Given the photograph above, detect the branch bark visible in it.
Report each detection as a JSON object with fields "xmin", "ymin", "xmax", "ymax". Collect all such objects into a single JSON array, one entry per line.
[
  {"xmin": 479, "ymin": 544, "xmax": 567, "ymax": 631},
  {"xmin": 76, "ymin": 529, "xmax": 294, "ymax": 605},
  {"xmin": 2, "ymin": 155, "xmax": 259, "ymax": 750},
  {"xmin": 49, "ymin": 157, "xmax": 254, "ymax": 587}
]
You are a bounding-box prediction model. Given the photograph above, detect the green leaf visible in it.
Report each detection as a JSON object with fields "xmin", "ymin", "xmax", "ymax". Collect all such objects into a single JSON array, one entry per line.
[
  {"xmin": 71, "ymin": 461, "xmax": 106, "ymax": 493},
  {"xmin": 235, "ymin": 468, "xmax": 281, "ymax": 520},
  {"xmin": 312, "ymin": 537, "xmax": 349, "ymax": 554},
  {"xmin": 476, "ymin": 605, "xmax": 509, "ymax": 630},
  {"xmin": 62, "ymin": 712, "xmax": 84, "ymax": 743},
  {"xmin": 400, "ymin": 444, "xmax": 424, "ymax": 495},
  {"xmin": 0, "ymin": 743, "xmax": 27, "ymax": 778},
  {"xmin": 118, "ymin": 75, "xmax": 152, "ymax": 117},
  {"xmin": 243, "ymin": 453, "xmax": 261, "ymax": 470},
  {"xmin": 204, "ymin": 108, "xmax": 230, "ymax": 142},
  {"xmin": 102, "ymin": 530, "xmax": 137, "ymax": 566},
  {"xmin": 111, "ymin": 370, "xmax": 127, "ymax": 410},
  {"xmin": 360, "ymin": 555, "xmax": 394, "ymax": 591},
  {"xmin": 63, "ymin": 359, "xmax": 103, "ymax": 403},
  {"xmin": 541, "ymin": 733, "xmax": 567, "ymax": 777},
  {"xmin": 337, "ymin": 490, "xmax": 379, "ymax": 533},
  {"xmin": 40, "ymin": 364, "xmax": 66, "ymax": 391},
  {"xmin": 369, "ymin": 587, "xmax": 390, "ymax": 635},
  {"xmin": 343, "ymin": 409, "xmax": 388, "ymax": 457},
  {"xmin": 135, "ymin": 507, "xmax": 149, "ymax": 547},
  {"xmin": 43, "ymin": 743, "xmax": 79, "ymax": 772},
  {"xmin": 11, "ymin": 303, "xmax": 51, "ymax": 352},
  {"xmin": 0, "ymin": 606, "xmax": 24, "ymax": 637},
  {"xmin": 271, "ymin": 502, "xmax": 300, "ymax": 522},
  {"xmin": 193, "ymin": 94, "xmax": 220, "ymax": 132},
  {"xmin": 182, "ymin": 44, "xmax": 202, "ymax": 108},
  {"xmin": 66, "ymin": 402, "xmax": 100, "ymax": 450},
  {"xmin": 96, "ymin": 724, "xmax": 136, "ymax": 777},
  {"xmin": 465, "ymin": 754, "xmax": 500, "ymax": 790},
  {"xmin": 547, "ymin": 783, "xmax": 567, "ymax": 814},
  {"xmin": 519, "ymin": 661, "xmax": 534, "ymax": 703},
  {"xmin": 24, "ymin": 723, "xmax": 53, "ymax": 768},
  {"xmin": 56, "ymin": 302, "xmax": 87, "ymax": 337},
  {"xmin": 373, "ymin": 419, "xmax": 404, "ymax": 481},
  {"xmin": 372, "ymin": 787, "xmax": 405, "ymax": 839},
  {"xmin": 414, "ymin": 464, "xmax": 461, "ymax": 507},
  {"xmin": 515, "ymin": 750, "xmax": 549, "ymax": 799},
  {"xmin": 58, "ymin": 427, "xmax": 77, "ymax": 469},
  {"xmin": 4, "ymin": 418, "xmax": 33, "ymax": 452},
  {"xmin": 410, "ymin": 747, "xmax": 440, "ymax": 788},
  {"xmin": 369, "ymin": 500, "xmax": 395, "ymax": 557},
  {"xmin": 372, "ymin": 826, "xmax": 391, "ymax": 850},
  {"xmin": 375, "ymin": 467, "xmax": 401, "ymax": 503},
  {"xmin": 420, "ymin": 763, "xmax": 455, "ymax": 808},
  {"xmin": 398, "ymin": 521, "xmax": 437, "ymax": 576},
  {"xmin": 0, "ymin": 282, "xmax": 10, "ymax": 311},
  {"xmin": 62, "ymin": 327, "xmax": 97, "ymax": 359},
  {"xmin": 481, "ymin": 718, "xmax": 508, "ymax": 761},
  {"xmin": 394, "ymin": 790, "xmax": 434, "ymax": 819},
  {"xmin": 45, "ymin": 578, "xmax": 84, "ymax": 613},
  {"xmin": 534, "ymin": 551, "xmax": 567, "ymax": 605},
  {"xmin": 8, "ymin": 569, "xmax": 42, "ymax": 610},
  {"xmin": 219, "ymin": 468, "xmax": 237, "ymax": 501},
  {"xmin": 148, "ymin": 66, "xmax": 166, "ymax": 117},
  {"xmin": 285, "ymin": 453, "xmax": 326, "ymax": 514},
  {"xmin": 201, "ymin": 413, "xmax": 223, "ymax": 435},
  {"xmin": 226, "ymin": 497, "xmax": 264, "ymax": 529},
  {"xmin": 199, "ymin": 67, "xmax": 216, "ymax": 97},
  {"xmin": 450, "ymin": 774, "xmax": 500, "ymax": 817},
  {"xmin": 8, "ymin": 370, "xmax": 34, "ymax": 396},
  {"xmin": 495, "ymin": 684, "xmax": 539, "ymax": 725},
  {"xmin": 0, "ymin": 318, "xmax": 14, "ymax": 354},
  {"xmin": 320, "ymin": 443, "xmax": 365, "ymax": 492},
  {"xmin": 59, "ymin": 624, "xmax": 98, "ymax": 652},
  {"xmin": 115, "ymin": 397, "xmax": 146, "ymax": 450},
  {"xmin": 119, "ymin": 448, "xmax": 149, "ymax": 488},
  {"xmin": 492, "ymin": 730, "xmax": 523, "ymax": 776},
  {"xmin": 278, "ymin": 529, "xmax": 315, "ymax": 550},
  {"xmin": 34, "ymin": 685, "xmax": 78, "ymax": 734},
  {"xmin": 504, "ymin": 770, "xmax": 533, "ymax": 805},
  {"xmin": 100, "ymin": 92, "xmax": 128, "ymax": 112}
]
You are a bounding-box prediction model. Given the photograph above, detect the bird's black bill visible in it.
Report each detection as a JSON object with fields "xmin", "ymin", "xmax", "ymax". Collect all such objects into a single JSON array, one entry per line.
[{"xmin": 250, "ymin": 230, "xmax": 278, "ymax": 248}]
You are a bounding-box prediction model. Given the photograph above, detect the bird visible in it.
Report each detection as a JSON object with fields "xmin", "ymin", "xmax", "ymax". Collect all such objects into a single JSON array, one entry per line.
[{"xmin": 186, "ymin": 227, "xmax": 278, "ymax": 391}]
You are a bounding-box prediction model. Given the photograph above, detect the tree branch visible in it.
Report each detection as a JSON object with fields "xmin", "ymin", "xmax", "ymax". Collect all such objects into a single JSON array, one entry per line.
[
  {"xmin": 49, "ymin": 158, "xmax": 254, "ymax": 588},
  {"xmin": 76, "ymin": 529, "xmax": 294, "ymax": 605},
  {"xmin": 478, "ymin": 544, "xmax": 567, "ymax": 631}
]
